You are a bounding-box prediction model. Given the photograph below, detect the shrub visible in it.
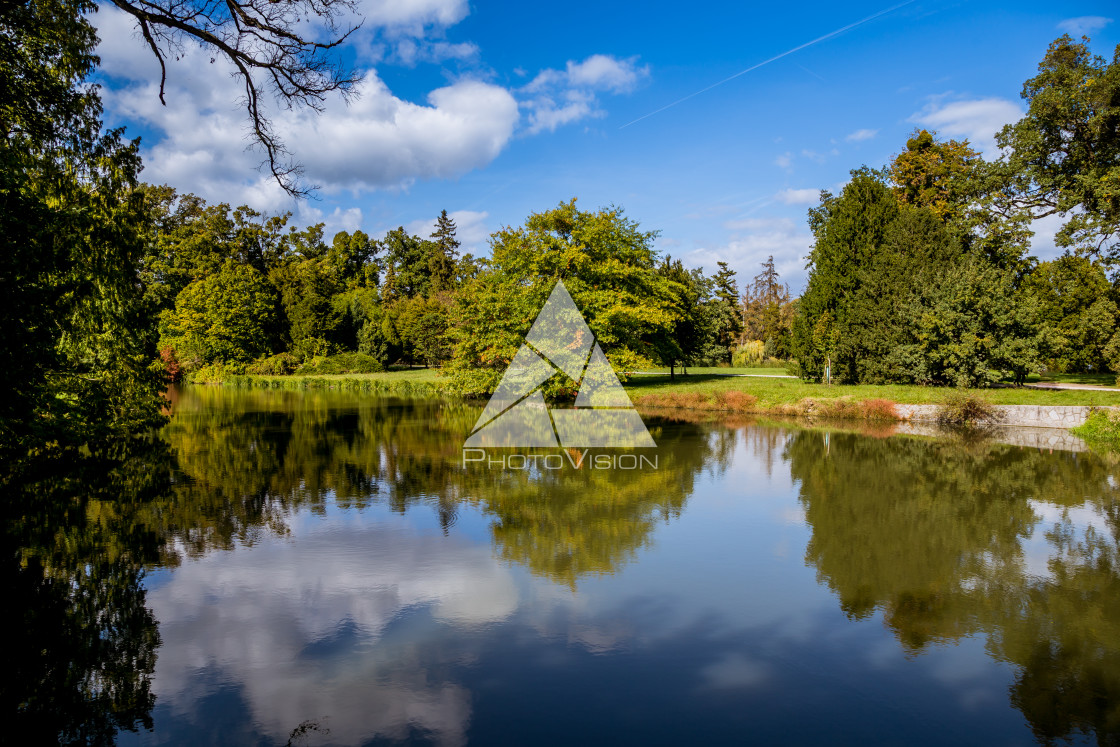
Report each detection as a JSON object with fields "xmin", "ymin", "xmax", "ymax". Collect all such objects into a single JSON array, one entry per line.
[
  {"xmin": 297, "ymin": 352, "xmax": 385, "ymax": 375},
  {"xmin": 861, "ymin": 398, "xmax": 898, "ymax": 421},
  {"xmin": 1071, "ymin": 409, "xmax": 1120, "ymax": 449},
  {"xmin": 291, "ymin": 336, "xmax": 335, "ymax": 362},
  {"xmin": 935, "ymin": 392, "xmax": 1002, "ymax": 426},
  {"xmin": 187, "ymin": 361, "xmax": 245, "ymax": 383},
  {"xmin": 714, "ymin": 390, "xmax": 759, "ymax": 411},
  {"xmin": 159, "ymin": 346, "xmax": 182, "ymax": 383},
  {"xmin": 246, "ymin": 352, "xmax": 299, "ymax": 376},
  {"xmin": 732, "ymin": 340, "xmax": 766, "ymax": 367}
]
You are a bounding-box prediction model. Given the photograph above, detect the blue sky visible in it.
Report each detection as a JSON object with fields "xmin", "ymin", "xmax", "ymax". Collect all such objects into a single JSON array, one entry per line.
[{"xmin": 94, "ymin": 1, "xmax": 1118, "ymax": 292}]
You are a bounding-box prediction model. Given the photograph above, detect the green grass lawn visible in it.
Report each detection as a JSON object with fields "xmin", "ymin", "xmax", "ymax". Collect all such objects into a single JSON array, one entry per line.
[
  {"xmin": 636, "ymin": 366, "xmax": 790, "ymax": 376},
  {"xmin": 622, "ymin": 373, "xmax": 1120, "ymax": 407},
  {"xmin": 231, "ymin": 367, "xmax": 1120, "ymax": 409}
]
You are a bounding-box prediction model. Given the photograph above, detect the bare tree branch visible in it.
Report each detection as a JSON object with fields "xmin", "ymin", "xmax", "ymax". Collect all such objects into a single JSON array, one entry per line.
[{"xmin": 106, "ymin": 0, "xmax": 362, "ymax": 197}]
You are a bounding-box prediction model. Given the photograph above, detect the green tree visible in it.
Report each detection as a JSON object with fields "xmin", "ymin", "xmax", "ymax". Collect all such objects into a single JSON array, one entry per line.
[
  {"xmin": 847, "ymin": 206, "xmax": 967, "ymax": 383},
  {"xmin": 447, "ymin": 199, "xmax": 685, "ymax": 395},
  {"xmin": 429, "ymin": 210, "xmax": 461, "ymax": 293},
  {"xmin": 329, "ymin": 229, "xmax": 380, "ymax": 288},
  {"xmin": 395, "ymin": 295, "xmax": 453, "ymax": 367},
  {"xmin": 709, "ymin": 262, "xmax": 744, "ymax": 363},
  {"xmin": 1024, "ymin": 255, "xmax": 1119, "ymax": 372},
  {"xmin": 996, "ymin": 36, "xmax": 1120, "ymax": 269},
  {"xmin": 140, "ymin": 191, "xmax": 292, "ymax": 313},
  {"xmin": 901, "ymin": 254, "xmax": 1045, "ymax": 386},
  {"xmin": 160, "ymin": 261, "xmax": 280, "ymax": 366},
  {"xmin": 381, "ymin": 227, "xmax": 437, "ymax": 301},
  {"xmin": 793, "ymin": 170, "xmax": 900, "ymax": 381},
  {"xmin": 655, "ymin": 258, "xmax": 715, "ymax": 376},
  {"xmin": 270, "ymin": 257, "xmax": 344, "ymax": 360},
  {"xmin": 1, "ymin": 0, "xmax": 165, "ymax": 459}
]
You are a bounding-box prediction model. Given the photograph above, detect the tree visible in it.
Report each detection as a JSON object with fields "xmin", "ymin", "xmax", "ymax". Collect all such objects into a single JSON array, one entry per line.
[
  {"xmin": 655, "ymin": 258, "xmax": 715, "ymax": 376},
  {"xmin": 446, "ymin": 199, "xmax": 685, "ymax": 395},
  {"xmin": 996, "ymin": 36, "xmax": 1120, "ymax": 269},
  {"xmin": 429, "ymin": 210, "xmax": 461, "ymax": 293},
  {"xmin": 1, "ymin": 0, "xmax": 165, "ymax": 459},
  {"xmin": 381, "ymin": 227, "xmax": 437, "ymax": 301},
  {"xmin": 792, "ymin": 170, "xmax": 900, "ymax": 381},
  {"xmin": 396, "ymin": 295, "xmax": 453, "ymax": 367},
  {"xmin": 160, "ymin": 260, "xmax": 280, "ymax": 366},
  {"xmin": 901, "ymin": 255, "xmax": 1045, "ymax": 387},
  {"xmin": 140, "ymin": 191, "xmax": 292, "ymax": 313},
  {"xmin": 274, "ymin": 263, "xmax": 342, "ymax": 360},
  {"xmin": 105, "ymin": 0, "xmax": 361, "ymax": 195},
  {"xmin": 1024, "ymin": 255, "xmax": 1119, "ymax": 371},
  {"xmin": 847, "ymin": 206, "xmax": 966, "ymax": 383},
  {"xmin": 889, "ymin": 129, "xmax": 981, "ymax": 222},
  {"xmin": 708, "ymin": 262, "xmax": 743, "ymax": 364},
  {"xmin": 329, "ymin": 229, "xmax": 380, "ymax": 289},
  {"xmin": 742, "ymin": 255, "xmax": 794, "ymax": 359}
]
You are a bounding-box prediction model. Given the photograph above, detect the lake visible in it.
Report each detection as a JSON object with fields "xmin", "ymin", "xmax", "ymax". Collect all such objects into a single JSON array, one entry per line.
[{"xmin": 8, "ymin": 385, "xmax": 1120, "ymax": 746}]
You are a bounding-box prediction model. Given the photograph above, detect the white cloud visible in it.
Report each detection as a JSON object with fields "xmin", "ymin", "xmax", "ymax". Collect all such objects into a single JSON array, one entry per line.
[
  {"xmin": 800, "ymin": 149, "xmax": 826, "ymax": 164},
  {"xmin": 521, "ymin": 54, "xmax": 649, "ymax": 134},
  {"xmin": 97, "ymin": 5, "xmax": 519, "ymax": 211},
  {"xmin": 354, "ymin": 0, "xmax": 470, "ymax": 31},
  {"xmin": 404, "ymin": 210, "xmax": 491, "ymax": 252},
  {"xmin": 774, "ymin": 152, "xmax": 792, "ymax": 169},
  {"xmin": 910, "ymin": 96, "xmax": 1023, "ymax": 156},
  {"xmin": 845, "ymin": 128, "xmax": 878, "ymax": 142},
  {"xmin": 391, "ymin": 38, "xmax": 479, "ymax": 66},
  {"xmin": 565, "ymin": 54, "xmax": 648, "ymax": 93},
  {"xmin": 523, "ymin": 90, "xmax": 598, "ymax": 134},
  {"xmin": 301, "ymin": 206, "xmax": 365, "ymax": 236},
  {"xmin": 685, "ymin": 217, "xmax": 812, "ymax": 291},
  {"xmin": 775, "ymin": 188, "xmax": 820, "ymax": 206},
  {"xmin": 1056, "ymin": 16, "xmax": 1112, "ymax": 36}
]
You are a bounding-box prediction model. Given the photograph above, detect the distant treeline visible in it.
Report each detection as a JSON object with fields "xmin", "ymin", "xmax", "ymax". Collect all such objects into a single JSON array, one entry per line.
[{"xmin": 149, "ymin": 193, "xmax": 749, "ymax": 393}]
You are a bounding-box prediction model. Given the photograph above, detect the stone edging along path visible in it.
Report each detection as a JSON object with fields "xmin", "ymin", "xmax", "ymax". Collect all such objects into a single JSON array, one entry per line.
[{"xmin": 895, "ymin": 404, "xmax": 1118, "ymax": 429}]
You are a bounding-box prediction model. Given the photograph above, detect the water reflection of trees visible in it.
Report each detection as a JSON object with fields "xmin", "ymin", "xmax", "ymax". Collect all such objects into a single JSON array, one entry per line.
[
  {"xmin": 4, "ymin": 443, "xmax": 168, "ymax": 744},
  {"xmin": 161, "ymin": 386, "xmax": 729, "ymax": 586},
  {"xmin": 786, "ymin": 430, "xmax": 1120, "ymax": 744},
  {"xmin": 6, "ymin": 388, "xmax": 728, "ymax": 743}
]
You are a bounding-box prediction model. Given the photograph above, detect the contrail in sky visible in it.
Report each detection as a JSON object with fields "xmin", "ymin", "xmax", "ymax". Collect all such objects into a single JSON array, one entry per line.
[{"xmin": 619, "ymin": 0, "xmax": 917, "ymax": 129}]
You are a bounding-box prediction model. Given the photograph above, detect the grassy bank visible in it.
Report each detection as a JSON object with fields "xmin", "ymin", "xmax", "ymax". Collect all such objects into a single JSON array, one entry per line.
[
  {"xmin": 217, "ymin": 368, "xmax": 1120, "ymax": 418},
  {"xmin": 624, "ymin": 373, "xmax": 1120, "ymax": 418},
  {"xmin": 1071, "ymin": 410, "xmax": 1120, "ymax": 449},
  {"xmin": 225, "ymin": 368, "xmax": 452, "ymax": 398}
]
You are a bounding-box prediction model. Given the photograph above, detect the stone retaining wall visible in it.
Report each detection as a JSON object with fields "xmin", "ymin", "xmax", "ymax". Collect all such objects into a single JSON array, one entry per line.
[
  {"xmin": 895, "ymin": 404, "xmax": 1115, "ymax": 429},
  {"xmin": 891, "ymin": 422, "xmax": 1091, "ymax": 452}
]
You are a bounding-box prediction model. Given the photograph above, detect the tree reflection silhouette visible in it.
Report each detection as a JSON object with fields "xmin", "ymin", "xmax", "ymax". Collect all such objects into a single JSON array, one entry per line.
[
  {"xmin": 161, "ymin": 386, "xmax": 725, "ymax": 587},
  {"xmin": 787, "ymin": 429, "xmax": 1120, "ymax": 744},
  {"xmin": 4, "ymin": 442, "xmax": 167, "ymax": 744}
]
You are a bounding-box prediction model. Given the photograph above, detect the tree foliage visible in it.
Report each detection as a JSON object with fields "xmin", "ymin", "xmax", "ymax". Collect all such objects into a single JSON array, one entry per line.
[
  {"xmin": 446, "ymin": 199, "xmax": 690, "ymax": 395},
  {"xmin": 996, "ymin": 36, "xmax": 1120, "ymax": 267},
  {"xmin": 1, "ymin": 0, "xmax": 166, "ymax": 460}
]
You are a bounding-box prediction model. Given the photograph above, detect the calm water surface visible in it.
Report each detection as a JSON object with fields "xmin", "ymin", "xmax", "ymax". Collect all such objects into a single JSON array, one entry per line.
[{"xmin": 9, "ymin": 386, "xmax": 1120, "ymax": 746}]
